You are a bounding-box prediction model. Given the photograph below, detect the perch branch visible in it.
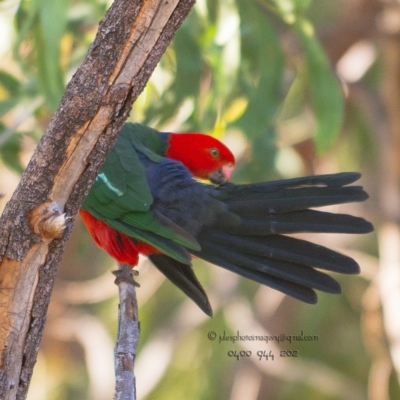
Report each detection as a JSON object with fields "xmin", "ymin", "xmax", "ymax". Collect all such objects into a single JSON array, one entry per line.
[{"xmin": 114, "ymin": 264, "xmax": 140, "ymax": 400}]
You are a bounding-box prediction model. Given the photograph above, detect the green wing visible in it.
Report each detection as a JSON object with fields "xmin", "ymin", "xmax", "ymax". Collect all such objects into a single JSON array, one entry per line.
[
  {"xmin": 124, "ymin": 123, "xmax": 168, "ymax": 162},
  {"xmin": 83, "ymin": 129, "xmax": 152, "ymax": 218},
  {"xmin": 82, "ymin": 123, "xmax": 200, "ymax": 263}
]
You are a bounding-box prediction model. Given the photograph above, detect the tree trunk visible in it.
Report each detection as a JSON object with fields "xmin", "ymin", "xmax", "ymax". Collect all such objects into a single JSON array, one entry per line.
[{"xmin": 0, "ymin": 0, "xmax": 195, "ymax": 398}]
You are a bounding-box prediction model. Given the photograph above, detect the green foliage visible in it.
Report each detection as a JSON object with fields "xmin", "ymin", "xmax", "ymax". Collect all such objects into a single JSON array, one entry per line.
[{"xmin": 1, "ymin": 0, "xmax": 348, "ymax": 175}]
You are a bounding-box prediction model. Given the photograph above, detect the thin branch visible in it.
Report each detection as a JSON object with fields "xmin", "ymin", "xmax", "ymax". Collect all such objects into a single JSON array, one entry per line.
[{"xmin": 114, "ymin": 264, "xmax": 140, "ymax": 400}]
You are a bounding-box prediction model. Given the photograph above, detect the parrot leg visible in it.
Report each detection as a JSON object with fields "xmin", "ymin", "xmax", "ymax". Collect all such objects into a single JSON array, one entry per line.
[{"xmin": 112, "ymin": 264, "xmax": 140, "ymax": 287}]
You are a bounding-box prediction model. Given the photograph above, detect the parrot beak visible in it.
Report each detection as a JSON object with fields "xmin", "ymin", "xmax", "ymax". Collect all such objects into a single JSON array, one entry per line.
[{"xmin": 209, "ymin": 165, "xmax": 233, "ymax": 185}]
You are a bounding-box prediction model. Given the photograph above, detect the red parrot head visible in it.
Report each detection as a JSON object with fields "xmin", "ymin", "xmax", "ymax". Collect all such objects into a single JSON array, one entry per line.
[{"xmin": 166, "ymin": 133, "xmax": 236, "ymax": 184}]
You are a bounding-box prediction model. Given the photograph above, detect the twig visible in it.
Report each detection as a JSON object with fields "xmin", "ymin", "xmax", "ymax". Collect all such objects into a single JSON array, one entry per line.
[{"xmin": 114, "ymin": 264, "xmax": 140, "ymax": 400}]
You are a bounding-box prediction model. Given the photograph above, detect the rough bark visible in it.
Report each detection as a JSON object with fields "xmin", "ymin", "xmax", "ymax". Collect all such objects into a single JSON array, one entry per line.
[{"xmin": 0, "ymin": 0, "xmax": 195, "ymax": 398}]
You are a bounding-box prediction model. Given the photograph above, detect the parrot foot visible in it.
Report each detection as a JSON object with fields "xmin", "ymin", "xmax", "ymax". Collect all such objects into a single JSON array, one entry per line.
[{"xmin": 112, "ymin": 265, "xmax": 140, "ymax": 287}]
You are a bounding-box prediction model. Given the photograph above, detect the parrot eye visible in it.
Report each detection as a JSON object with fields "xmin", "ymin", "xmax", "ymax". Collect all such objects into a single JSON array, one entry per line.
[{"xmin": 210, "ymin": 148, "xmax": 220, "ymax": 159}]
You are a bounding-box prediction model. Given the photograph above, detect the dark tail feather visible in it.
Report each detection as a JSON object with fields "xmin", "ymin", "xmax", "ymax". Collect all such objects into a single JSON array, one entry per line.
[
  {"xmin": 201, "ymin": 231, "xmax": 360, "ymax": 274},
  {"xmin": 254, "ymin": 172, "xmax": 363, "ymax": 189},
  {"xmin": 224, "ymin": 186, "xmax": 368, "ymax": 214},
  {"xmin": 216, "ymin": 210, "xmax": 373, "ymax": 235},
  {"xmin": 192, "ymin": 249, "xmax": 319, "ymax": 304},
  {"xmin": 218, "ymin": 172, "xmax": 362, "ymax": 196},
  {"xmin": 193, "ymin": 242, "xmax": 342, "ymax": 295},
  {"xmin": 149, "ymin": 254, "xmax": 213, "ymax": 317}
]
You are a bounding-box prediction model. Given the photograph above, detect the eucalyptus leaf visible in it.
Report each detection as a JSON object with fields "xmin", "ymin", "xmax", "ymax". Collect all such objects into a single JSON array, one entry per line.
[
  {"xmin": 0, "ymin": 99, "xmax": 20, "ymax": 118},
  {"xmin": 0, "ymin": 131, "xmax": 24, "ymax": 174},
  {"xmin": 0, "ymin": 71, "xmax": 21, "ymax": 96},
  {"xmin": 36, "ymin": 0, "xmax": 71, "ymax": 110},
  {"xmin": 295, "ymin": 18, "xmax": 344, "ymax": 153},
  {"xmin": 235, "ymin": 1, "xmax": 284, "ymax": 137}
]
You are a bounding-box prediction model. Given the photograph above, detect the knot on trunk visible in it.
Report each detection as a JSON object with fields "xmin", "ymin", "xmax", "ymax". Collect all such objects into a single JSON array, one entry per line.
[{"xmin": 29, "ymin": 202, "xmax": 67, "ymax": 240}]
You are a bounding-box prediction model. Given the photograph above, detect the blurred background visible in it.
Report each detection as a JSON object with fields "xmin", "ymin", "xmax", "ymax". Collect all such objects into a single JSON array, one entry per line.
[{"xmin": 0, "ymin": 0, "xmax": 397, "ymax": 398}]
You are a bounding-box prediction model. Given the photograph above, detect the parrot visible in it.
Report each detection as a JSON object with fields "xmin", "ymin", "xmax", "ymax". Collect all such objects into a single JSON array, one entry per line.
[{"xmin": 80, "ymin": 123, "xmax": 373, "ymax": 316}]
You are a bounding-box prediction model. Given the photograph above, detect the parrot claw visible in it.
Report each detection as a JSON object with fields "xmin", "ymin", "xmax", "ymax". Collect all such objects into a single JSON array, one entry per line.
[{"xmin": 112, "ymin": 265, "xmax": 140, "ymax": 287}]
